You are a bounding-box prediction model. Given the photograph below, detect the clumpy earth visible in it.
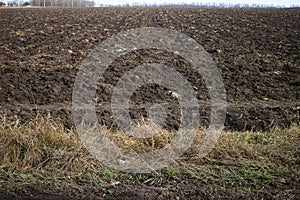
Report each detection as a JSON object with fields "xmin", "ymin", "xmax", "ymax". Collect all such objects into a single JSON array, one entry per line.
[
  {"xmin": 0, "ymin": 7, "xmax": 299, "ymax": 131},
  {"xmin": 0, "ymin": 7, "xmax": 299, "ymax": 199},
  {"xmin": 0, "ymin": 181, "xmax": 296, "ymax": 200}
]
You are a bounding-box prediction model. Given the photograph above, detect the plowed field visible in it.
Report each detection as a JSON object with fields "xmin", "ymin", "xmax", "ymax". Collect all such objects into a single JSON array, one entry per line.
[{"xmin": 1, "ymin": 7, "xmax": 299, "ymax": 131}]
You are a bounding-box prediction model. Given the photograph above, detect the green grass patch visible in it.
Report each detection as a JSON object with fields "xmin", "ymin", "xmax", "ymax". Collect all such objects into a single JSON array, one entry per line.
[{"xmin": 0, "ymin": 115, "xmax": 299, "ymax": 196}]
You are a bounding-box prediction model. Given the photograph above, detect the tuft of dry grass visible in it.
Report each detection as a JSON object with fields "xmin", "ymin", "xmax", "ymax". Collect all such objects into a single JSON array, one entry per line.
[
  {"xmin": 102, "ymin": 126, "xmax": 176, "ymax": 154},
  {"xmin": 0, "ymin": 114, "xmax": 100, "ymax": 172}
]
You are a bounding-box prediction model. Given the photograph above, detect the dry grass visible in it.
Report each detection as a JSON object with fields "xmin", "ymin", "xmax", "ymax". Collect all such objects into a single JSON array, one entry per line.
[
  {"xmin": 102, "ymin": 126, "xmax": 176, "ymax": 153},
  {"xmin": 0, "ymin": 114, "xmax": 100, "ymax": 172},
  {"xmin": 0, "ymin": 114, "xmax": 299, "ymax": 194}
]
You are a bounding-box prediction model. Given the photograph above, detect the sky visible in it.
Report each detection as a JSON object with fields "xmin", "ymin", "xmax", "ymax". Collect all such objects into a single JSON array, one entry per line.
[{"xmin": 97, "ymin": 0, "xmax": 299, "ymax": 7}]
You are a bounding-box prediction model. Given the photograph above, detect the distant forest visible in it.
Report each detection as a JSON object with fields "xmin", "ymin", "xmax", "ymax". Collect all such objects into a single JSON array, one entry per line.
[
  {"xmin": 4, "ymin": 0, "xmax": 300, "ymax": 8},
  {"xmin": 102, "ymin": 2, "xmax": 299, "ymax": 8},
  {"xmin": 6, "ymin": 0, "xmax": 95, "ymax": 7}
]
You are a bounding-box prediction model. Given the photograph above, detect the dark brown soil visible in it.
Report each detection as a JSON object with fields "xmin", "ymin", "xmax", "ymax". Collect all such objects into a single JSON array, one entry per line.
[
  {"xmin": 0, "ymin": 7, "xmax": 299, "ymax": 199},
  {"xmin": 1, "ymin": 179, "xmax": 298, "ymax": 200},
  {"xmin": 0, "ymin": 7, "xmax": 299, "ymax": 131}
]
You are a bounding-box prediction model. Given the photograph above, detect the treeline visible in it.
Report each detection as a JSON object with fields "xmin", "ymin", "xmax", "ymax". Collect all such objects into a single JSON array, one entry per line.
[
  {"xmin": 5, "ymin": 0, "xmax": 300, "ymax": 8},
  {"xmin": 7, "ymin": 0, "xmax": 95, "ymax": 7},
  {"xmin": 103, "ymin": 2, "xmax": 299, "ymax": 8},
  {"xmin": 31, "ymin": 0, "xmax": 95, "ymax": 7}
]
